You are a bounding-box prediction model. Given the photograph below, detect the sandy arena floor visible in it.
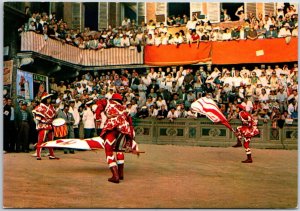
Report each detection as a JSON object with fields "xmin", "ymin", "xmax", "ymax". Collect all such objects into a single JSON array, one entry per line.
[{"xmin": 3, "ymin": 144, "xmax": 298, "ymax": 208}]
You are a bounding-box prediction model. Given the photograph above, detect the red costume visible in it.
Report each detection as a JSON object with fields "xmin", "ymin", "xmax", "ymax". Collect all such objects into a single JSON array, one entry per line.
[
  {"xmin": 32, "ymin": 93, "xmax": 58, "ymax": 160},
  {"xmin": 235, "ymin": 104, "xmax": 260, "ymax": 163},
  {"xmin": 95, "ymin": 93, "xmax": 134, "ymax": 183}
]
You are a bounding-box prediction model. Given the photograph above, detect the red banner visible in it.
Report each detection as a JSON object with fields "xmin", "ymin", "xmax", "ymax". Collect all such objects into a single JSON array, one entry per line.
[
  {"xmin": 144, "ymin": 42, "xmax": 212, "ymax": 66},
  {"xmin": 211, "ymin": 37, "xmax": 298, "ymax": 64}
]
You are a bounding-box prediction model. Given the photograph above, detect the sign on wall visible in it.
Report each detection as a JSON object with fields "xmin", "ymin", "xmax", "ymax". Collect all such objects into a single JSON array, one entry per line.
[{"xmin": 3, "ymin": 60, "xmax": 13, "ymax": 85}]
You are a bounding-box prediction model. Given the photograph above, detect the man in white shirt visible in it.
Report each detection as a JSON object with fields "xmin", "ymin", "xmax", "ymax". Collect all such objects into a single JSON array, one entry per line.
[
  {"xmin": 278, "ymin": 23, "xmax": 292, "ymax": 38},
  {"xmin": 167, "ymin": 107, "xmax": 179, "ymax": 122},
  {"xmin": 120, "ymin": 34, "xmax": 130, "ymax": 47},
  {"xmin": 69, "ymin": 99, "xmax": 81, "ymax": 139}
]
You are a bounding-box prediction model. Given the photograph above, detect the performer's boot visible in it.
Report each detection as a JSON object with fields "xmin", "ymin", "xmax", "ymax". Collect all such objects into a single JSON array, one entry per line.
[
  {"xmin": 108, "ymin": 166, "xmax": 120, "ymax": 183},
  {"xmin": 118, "ymin": 164, "xmax": 124, "ymax": 180},
  {"xmin": 241, "ymin": 154, "xmax": 253, "ymax": 163},
  {"xmin": 232, "ymin": 139, "xmax": 242, "ymax": 147}
]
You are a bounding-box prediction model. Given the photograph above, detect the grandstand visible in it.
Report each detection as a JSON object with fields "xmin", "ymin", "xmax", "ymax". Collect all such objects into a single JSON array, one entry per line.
[{"xmin": 3, "ymin": 2, "xmax": 298, "ymax": 149}]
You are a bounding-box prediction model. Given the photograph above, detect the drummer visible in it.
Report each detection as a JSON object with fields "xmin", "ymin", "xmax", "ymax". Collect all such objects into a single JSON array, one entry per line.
[
  {"xmin": 57, "ymin": 103, "xmax": 75, "ymax": 154},
  {"xmin": 32, "ymin": 92, "xmax": 59, "ymax": 160}
]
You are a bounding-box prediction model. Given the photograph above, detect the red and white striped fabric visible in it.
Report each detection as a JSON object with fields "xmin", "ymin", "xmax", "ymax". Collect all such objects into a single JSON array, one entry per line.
[
  {"xmin": 21, "ymin": 32, "xmax": 144, "ymax": 66},
  {"xmin": 191, "ymin": 97, "xmax": 234, "ymax": 131}
]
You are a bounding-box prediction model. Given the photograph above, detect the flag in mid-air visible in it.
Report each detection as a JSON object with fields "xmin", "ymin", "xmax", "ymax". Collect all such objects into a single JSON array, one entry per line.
[{"xmin": 191, "ymin": 97, "xmax": 234, "ymax": 131}]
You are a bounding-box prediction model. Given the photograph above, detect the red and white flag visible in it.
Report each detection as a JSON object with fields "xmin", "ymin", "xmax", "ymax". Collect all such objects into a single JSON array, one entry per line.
[
  {"xmin": 191, "ymin": 97, "xmax": 234, "ymax": 131},
  {"xmin": 40, "ymin": 136, "xmax": 141, "ymax": 153}
]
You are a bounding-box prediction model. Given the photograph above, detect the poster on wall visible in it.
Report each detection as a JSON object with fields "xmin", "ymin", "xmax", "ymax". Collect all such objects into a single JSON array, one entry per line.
[
  {"xmin": 16, "ymin": 69, "xmax": 34, "ymax": 100},
  {"xmin": 33, "ymin": 73, "xmax": 48, "ymax": 100},
  {"xmin": 3, "ymin": 60, "xmax": 13, "ymax": 85}
]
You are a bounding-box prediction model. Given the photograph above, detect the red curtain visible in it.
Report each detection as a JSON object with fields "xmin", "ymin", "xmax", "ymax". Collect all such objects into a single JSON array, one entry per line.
[
  {"xmin": 144, "ymin": 42, "xmax": 212, "ymax": 66},
  {"xmin": 211, "ymin": 37, "xmax": 298, "ymax": 64}
]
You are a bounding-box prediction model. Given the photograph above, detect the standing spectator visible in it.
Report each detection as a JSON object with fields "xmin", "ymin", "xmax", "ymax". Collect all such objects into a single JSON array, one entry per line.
[
  {"xmin": 3, "ymin": 98, "xmax": 16, "ymax": 152},
  {"xmin": 82, "ymin": 100, "xmax": 95, "ymax": 138},
  {"xmin": 287, "ymin": 99, "xmax": 297, "ymax": 119},
  {"xmin": 16, "ymin": 102, "xmax": 32, "ymax": 152},
  {"xmin": 69, "ymin": 99, "xmax": 81, "ymax": 139}
]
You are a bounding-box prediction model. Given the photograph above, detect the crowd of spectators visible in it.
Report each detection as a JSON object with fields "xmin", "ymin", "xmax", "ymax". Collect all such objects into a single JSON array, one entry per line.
[
  {"xmin": 18, "ymin": 4, "xmax": 298, "ymax": 49},
  {"xmin": 5, "ymin": 63, "xmax": 298, "ymax": 151},
  {"xmin": 46, "ymin": 63, "xmax": 298, "ymax": 126}
]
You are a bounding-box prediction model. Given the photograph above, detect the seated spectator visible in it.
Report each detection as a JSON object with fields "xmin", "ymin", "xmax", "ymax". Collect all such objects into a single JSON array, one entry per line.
[
  {"xmin": 145, "ymin": 96, "xmax": 155, "ymax": 108},
  {"xmin": 191, "ymin": 29, "xmax": 200, "ymax": 46},
  {"xmin": 156, "ymin": 104, "xmax": 168, "ymax": 120},
  {"xmin": 266, "ymin": 25, "xmax": 278, "ymax": 38},
  {"xmin": 137, "ymin": 106, "xmax": 149, "ymax": 118},
  {"xmin": 146, "ymin": 33, "xmax": 155, "ymax": 45},
  {"xmin": 257, "ymin": 110, "xmax": 270, "ymax": 123},
  {"xmin": 292, "ymin": 24, "xmax": 298, "ymax": 36},
  {"xmin": 120, "ymin": 34, "xmax": 130, "ymax": 47},
  {"xmin": 113, "ymin": 34, "xmax": 121, "ymax": 47},
  {"xmin": 154, "ymin": 33, "xmax": 162, "ymax": 46},
  {"xmin": 257, "ymin": 23, "xmax": 267, "ymax": 39},
  {"xmin": 126, "ymin": 102, "xmax": 137, "ymax": 117},
  {"xmin": 201, "ymin": 31, "xmax": 210, "ymax": 41},
  {"xmin": 148, "ymin": 104, "xmax": 158, "ymax": 117},
  {"xmin": 231, "ymin": 27, "xmax": 240, "ymax": 40},
  {"xmin": 28, "ymin": 21, "xmax": 36, "ymax": 31},
  {"xmin": 171, "ymin": 32, "xmax": 183, "ymax": 46},
  {"xmin": 247, "ymin": 25, "xmax": 258, "ymax": 40},
  {"xmin": 158, "ymin": 22, "xmax": 168, "ymax": 34},
  {"xmin": 156, "ymin": 95, "xmax": 167, "ymax": 110},
  {"xmin": 167, "ymin": 107, "xmax": 179, "ymax": 122},
  {"xmin": 130, "ymin": 33, "xmax": 140, "ymax": 46},
  {"xmin": 161, "ymin": 32, "xmax": 169, "ymax": 45},
  {"xmin": 222, "ymin": 28, "xmax": 232, "ymax": 41},
  {"xmin": 278, "ymin": 23, "xmax": 292, "ymax": 38}
]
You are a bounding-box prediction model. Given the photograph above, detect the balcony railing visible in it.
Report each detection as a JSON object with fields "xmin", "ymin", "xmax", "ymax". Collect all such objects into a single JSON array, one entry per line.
[
  {"xmin": 21, "ymin": 32, "xmax": 298, "ymax": 67},
  {"xmin": 21, "ymin": 32, "xmax": 144, "ymax": 66}
]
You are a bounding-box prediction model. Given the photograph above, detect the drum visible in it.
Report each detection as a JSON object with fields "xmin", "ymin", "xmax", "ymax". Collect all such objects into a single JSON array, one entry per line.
[{"xmin": 52, "ymin": 118, "xmax": 68, "ymax": 138}]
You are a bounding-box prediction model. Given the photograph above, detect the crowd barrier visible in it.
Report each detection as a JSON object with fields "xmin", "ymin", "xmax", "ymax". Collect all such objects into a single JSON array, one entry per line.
[
  {"xmin": 20, "ymin": 32, "xmax": 297, "ymax": 66},
  {"xmin": 78, "ymin": 118, "xmax": 297, "ymax": 149},
  {"xmin": 132, "ymin": 118, "xmax": 298, "ymax": 149},
  {"xmin": 21, "ymin": 32, "xmax": 144, "ymax": 66}
]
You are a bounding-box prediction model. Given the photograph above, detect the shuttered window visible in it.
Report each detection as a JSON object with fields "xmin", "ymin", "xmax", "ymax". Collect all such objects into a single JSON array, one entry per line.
[
  {"xmin": 138, "ymin": 2, "xmax": 145, "ymax": 25},
  {"xmin": 190, "ymin": 2, "xmax": 202, "ymax": 19},
  {"xmin": 245, "ymin": 2, "xmax": 257, "ymax": 18},
  {"xmin": 156, "ymin": 2, "xmax": 166, "ymax": 22},
  {"xmin": 71, "ymin": 3, "xmax": 81, "ymax": 30},
  {"xmin": 206, "ymin": 2, "xmax": 220, "ymax": 23},
  {"xmin": 99, "ymin": 2, "xmax": 108, "ymax": 29},
  {"xmin": 264, "ymin": 2, "xmax": 275, "ymax": 17}
]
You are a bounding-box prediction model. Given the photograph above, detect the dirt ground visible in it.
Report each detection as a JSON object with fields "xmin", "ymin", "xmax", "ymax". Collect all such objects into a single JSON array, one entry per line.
[{"xmin": 3, "ymin": 144, "xmax": 298, "ymax": 208}]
